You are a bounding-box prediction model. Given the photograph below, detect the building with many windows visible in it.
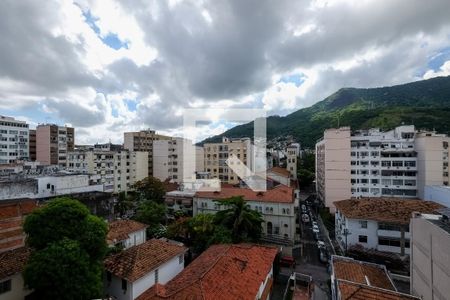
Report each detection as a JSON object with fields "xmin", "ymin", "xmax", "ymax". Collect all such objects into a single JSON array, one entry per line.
[
  {"xmin": 0, "ymin": 116, "xmax": 29, "ymax": 164},
  {"xmin": 316, "ymin": 125, "xmax": 449, "ymax": 213},
  {"xmin": 36, "ymin": 124, "xmax": 74, "ymax": 167},
  {"xmin": 334, "ymin": 198, "xmax": 442, "ymax": 255},
  {"xmin": 66, "ymin": 149, "xmax": 148, "ymax": 193}
]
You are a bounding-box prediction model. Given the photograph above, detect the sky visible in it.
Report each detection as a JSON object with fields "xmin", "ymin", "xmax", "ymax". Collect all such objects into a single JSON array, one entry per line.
[{"xmin": 1, "ymin": 0, "xmax": 450, "ymax": 144}]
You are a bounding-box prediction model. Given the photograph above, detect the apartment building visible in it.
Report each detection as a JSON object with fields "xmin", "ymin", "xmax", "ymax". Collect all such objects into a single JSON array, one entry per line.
[
  {"xmin": 124, "ymin": 130, "xmax": 171, "ymax": 177},
  {"xmin": 316, "ymin": 125, "xmax": 448, "ymax": 213},
  {"xmin": 29, "ymin": 129, "xmax": 36, "ymax": 161},
  {"xmin": 0, "ymin": 116, "xmax": 29, "ymax": 164},
  {"xmin": 286, "ymin": 143, "xmax": 299, "ymax": 179},
  {"xmin": 410, "ymin": 212, "xmax": 450, "ymax": 300},
  {"xmin": 153, "ymin": 137, "xmax": 204, "ymax": 183},
  {"xmin": 67, "ymin": 150, "xmax": 148, "ymax": 193},
  {"xmin": 334, "ymin": 198, "xmax": 442, "ymax": 255},
  {"xmin": 203, "ymin": 137, "xmax": 253, "ymax": 185},
  {"xmin": 36, "ymin": 124, "xmax": 74, "ymax": 166}
]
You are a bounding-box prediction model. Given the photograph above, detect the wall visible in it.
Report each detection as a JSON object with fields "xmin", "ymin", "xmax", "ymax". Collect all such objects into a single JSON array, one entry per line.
[
  {"xmin": 37, "ymin": 175, "xmax": 103, "ymax": 198},
  {"xmin": 123, "ymin": 229, "xmax": 146, "ymax": 249},
  {"xmin": 410, "ymin": 216, "xmax": 450, "ymax": 300},
  {"xmin": 36, "ymin": 126, "xmax": 51, "ymax": 165},
  {"xmin": 0, "ymin": 274, "xmax": 32, "ymax": 300},
  {"xmin": 153, "ymin": 140, "xmax": 169, "ymax": 181},
  {"xmin": 0, "ymin": 179, "xmax": 37, "ymax": 200},
  {"xmin": 424, "ymin": 186, "xmax": 450, "ymax": 208}
]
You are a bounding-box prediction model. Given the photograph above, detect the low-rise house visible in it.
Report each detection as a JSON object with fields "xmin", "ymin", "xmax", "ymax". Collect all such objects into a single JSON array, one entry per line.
[
  {"xmin": 331, "ymin": 255, "xmax": 419, "ymax": 300},
  {"xmin": 267, "ymin": 167, "xmax": 292, "ymax": 187},
  {"xmin": 410, "ymin": 211, "xmax": 450, "ymax": 300},
  {"xmin": 136, "ymin": 244, "xmax": 279, "ymax": 300},
  {"xmin": 0, "ymin": 247, "xmax": 31, "ymax": 300},
  {"xmin": 194, "ymin": 184, "xmax": 297, "ymax": 241},
  {"xmin": 104, "ymin": 239, "xmax": 187, "ymax": 300},
  {"xmin": 107, "ymin": 220, "xmax": 148, "ymax": 249},
  {"xmin": 334, "ymin": 198, "xmax": 442, "ymax": 255},
  {"xmin": 164, "ymin": 190, "xmax": 196, "ymax": 216}
]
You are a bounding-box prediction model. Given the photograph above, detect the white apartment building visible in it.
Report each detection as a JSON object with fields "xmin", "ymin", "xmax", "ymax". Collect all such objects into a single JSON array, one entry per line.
[
  {"xmin": 153, "ymin": 137, "xmax": 204, "ymax": 183},
  {"xmin": 286, "ymin": 144, "xmax": 299, "ymax": 179},
  {"xmin": 193, "ymin": 184, "xmax": 297, "ymax": 241},
  {"xmin": 203, "ymin": 137, "xmax": 253, "ymax": 185},
  {"xmin": 66, "ymin": 150, "xmax": 148, "ymax": 193},
  {"xmin": 316, "ymin": 125, "xmax": 448, "ymax": 213},
  {"xmin": 334, "ymin": 198, "xmax": 442, "ymax": 256},
  {"xmin": 0, "ymin": 116, "xmax": 29, "ymax": 164},
  {"xmin": 410, "ymin": 212, "xmax": 450, "ymax": 300}
]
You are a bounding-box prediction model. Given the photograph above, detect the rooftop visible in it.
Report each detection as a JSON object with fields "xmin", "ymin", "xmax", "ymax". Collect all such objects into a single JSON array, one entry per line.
[
  {"xmin": 268, "ymin": 166, "xmax": 291, "ymax": 178},
  {"xmin": 332, "ymin": 256, "xmax": 394, "ymax": 290},
  {"xmin": 104, "ymin": 239, "xmax": 186, "ymax": 282},
  {"xmin": 0, "ymin": 247, "xmax": 30, "ymax": 280},
  {"xmin": 337, "ymin": 280, "xmax": 420, "ymax": 300},
  {"xmin": 195, "ymin": 184, "xmax": 295, "ymax": 203},
  {"xmin": 334, "ymin": 198, "xmax": 443, "ymax": 224},
  {"xmin": 106, "ymin": 219, "xmax": 148, "ymax": 244},
  {"xmin": 136, "ymin": 244, "xmax": 279, "ymax": 300}
]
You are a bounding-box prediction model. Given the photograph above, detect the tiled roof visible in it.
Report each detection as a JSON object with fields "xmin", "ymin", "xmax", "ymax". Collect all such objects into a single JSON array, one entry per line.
[
  {"xmin": 195, "ymin": 184, "xmax": 294, "ymax": 203},
  {"xmin": 136, "ymin": 244, "xmax": 279, "ymax": 300},
  {"xmin": 0, "ymin": 247, "xmax": 30, "ymax": 280},
  {"xmin": 107, "ymin": 220, "xmax": 148, "ymax": 244},
  {"xmin": 268, "ymin": 167, "xmax": 291, "ymax": 178},
  {"xmin": 104, "ymin": 239, "xmax": 186, "ymax": 282},
  {"xmin": 337, "ymin": 280, "xmax": 420, "ymax": 300},
  {"xmin": 332, "ymin": 256, "xmax": 394, "ymax": 290},
  {"xmin": 334, "ymin": 198, "xmax": 443, "ymax": 224}
]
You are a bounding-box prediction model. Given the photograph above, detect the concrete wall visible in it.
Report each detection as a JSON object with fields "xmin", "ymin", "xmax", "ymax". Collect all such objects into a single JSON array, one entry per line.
[
  {"xmin": 0, "ymin": 179, "xmax": 37, "ymax": 200},
  {"xmin": 123, "ymin": 229, "xmax": 146, "ymax": 249},
  {"xmin": 0, "ymin": 274, "xmax": 32, "ymax": 300},
  {"xmin": 153, "ymin": 140, "xmax": 169, "ymax": 181},
  {"xmin": 36, "ymin": 126, "xmax": 51, "ymax": 165},
  {"xmin": 424, "ymin": 186, "xmax": 450, "ymax": 208},
  {"xmin": 410, "ymin": 216, "xmax": 450, "ymax": 300}
]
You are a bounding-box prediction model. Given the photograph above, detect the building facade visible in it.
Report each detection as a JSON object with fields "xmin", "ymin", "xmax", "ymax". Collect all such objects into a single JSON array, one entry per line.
[
  {"xmin": 29, "ymin": 129, "xmax": 36, "ymax": 161},
  {"xmin": 203, "ymin": 137, "xmax": 253, "ymax": 185},
  {"xmin": 124, "ymin": 130, "xmax": 171, "ymax": 178},
  {"xmin": 423, "ymin": 185, "xmax": 450, "ymax": 207},
  {"xmin": 0, "ymin": 116, "xmax": 29, "ymax": 164},
  {"xmin": 410, "ymin": 212, "xmax": 450, "ymax": 300},
  {"xmin": 36, "ymin": 124, "xmax": 74, "ymax": 166},
  {"xmin": 286, "ymin": 144, "xmax": 299, "ymax": 179},
  {"xmin": 67, "ymin": 150, "xmax": 148, "ymax": 193}
]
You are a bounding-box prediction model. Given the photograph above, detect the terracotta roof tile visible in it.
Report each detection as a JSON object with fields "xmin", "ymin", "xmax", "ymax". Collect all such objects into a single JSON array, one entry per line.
[
  {"xmin": 104, "ymin": 239, "xmax": 186, "ymax": 282},
  {"xmin": 337, "ymin": 280, "xmax": 420, "ymax": 300},
  {"xmin": 195, "ymin": 184, "xmax": 294, "ymax": 204},
  {"xmin": 334, "ymin": 198, "xmax": 443, "ymax": 225},
  {"xmin": 0, "ymin": 247, "xmax": 30, "ymax": 280},
  {"xmin": 268, "ymin": 167, "xmax": 291, "ymax": 178},
  {"xmin": 107, "ymin": 220, "xmax": 148, "ymax": 244},
  {"xmin": 136, "ymin": 244, "xmax": 279, "ymax": 300},
  {"xmin": 332, "ymin": 256, "xmax": 394, "ymax": 290}
]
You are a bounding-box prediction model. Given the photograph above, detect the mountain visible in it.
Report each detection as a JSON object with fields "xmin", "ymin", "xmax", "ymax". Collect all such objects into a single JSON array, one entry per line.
[{"xmin": 201, "ymin": 76, "xmax": 450, "ymax": 148}]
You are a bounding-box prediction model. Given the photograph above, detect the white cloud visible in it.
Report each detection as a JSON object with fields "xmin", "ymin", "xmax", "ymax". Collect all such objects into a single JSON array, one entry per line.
[{"xmin": 423, "ymin": 60, "xmax": 450, "ymax": 79}]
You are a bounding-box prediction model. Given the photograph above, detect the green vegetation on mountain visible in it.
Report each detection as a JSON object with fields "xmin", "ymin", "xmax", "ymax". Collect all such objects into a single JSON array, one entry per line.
[{"xmin": 201, "ymin": 76, "xmax": 450, "ymax": 148}]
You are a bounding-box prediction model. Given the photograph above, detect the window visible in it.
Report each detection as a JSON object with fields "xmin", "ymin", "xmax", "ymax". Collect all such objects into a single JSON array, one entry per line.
[
  {"xmin": 121, "ymin": 279, "xmax": 127, "ymax": 291},
  {"xmin": 179, "ymin": 254, "xmax": 184, "ymax": 264},
  {"xmin": 106, "ymin": 271, "xmax": 112, "ymax": 283},
  {"xmin": 155, "ymin": 269, "xmax": 159, "ymax": 284},
  {"xmin": 378, "ymin": 237, "xmax": 401, "ymax": 247},
  {"xmin": 0, "ymin": 280, "xmax": 11, "ymax": 294},
  {"xmin": 378, "ymin": 223, "xmax": 401, "ymax": 231},
  {"xmin": 359, "ymin": 221, "xmax": 367, "ymax": 228},
  {"xmin": 358, "ymin": 235, "xmax": 368, "ymax": 243}
]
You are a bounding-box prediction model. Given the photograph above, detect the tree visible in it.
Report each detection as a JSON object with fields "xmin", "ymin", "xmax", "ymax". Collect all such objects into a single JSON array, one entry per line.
[
  {"xmin": 134, "ymin": 200, "xmax": 166, "ymax": 237},
  {"xmin": 114, "ymin": 191, "xmax": 136, "ymax": 218},
  {"xmin": 132, "ymin": 176, "xmax": 166, "ymax": 203},
  {"xmin": 298, "ymin": 169, "xmax": 315, "ymax": 187},
  {"xmin": 23, "ymin": 197, "xmax": 107, "ymax": 299},
  {"xmin": 214, "ymin": 196, "xmax": 263, "ymax": 243}
]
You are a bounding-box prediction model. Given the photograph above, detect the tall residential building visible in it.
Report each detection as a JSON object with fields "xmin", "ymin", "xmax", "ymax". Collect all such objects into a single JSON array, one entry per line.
[
  {"xmin": 315, "ymin": 125, "xmax": 436, "ymax": 212},
  {"xmin": 315, "ymin": 127, "xmax": 352, "ymax": 213},
  {"xmin": 29, "ymin": 129, "xmax": 36, "ymax": 161},
  {"xmin": 415, "ymin": 131, "xmax": 450, "ymax": 199},
  {"xmin": 36, "ymin": 124, "xmax": 74, "ymax": 166},
  {"xmin": 153, "ymin": 137, "xmax": 204, "ymax": 183},
  {"xmin": 410, "ymin": 212, "xmax": 450, "ymax": 300},
  {"xmin": 203, "ymin": 137, "xmax": 253, "ymax": 185},
  {"xmin": 0, "ymin": 116, "xmax": 29, "ymax": 164},
  {"xmin": 286, "ymin": 143, "xmax": 299, "ymax": 179},
  {"xmin": 124, "ymin": 130, "xmax": 171, "ymax": 177},
  {"xmin": 66, "ymin": 149, "xmax": 148, "ymax": 193}
]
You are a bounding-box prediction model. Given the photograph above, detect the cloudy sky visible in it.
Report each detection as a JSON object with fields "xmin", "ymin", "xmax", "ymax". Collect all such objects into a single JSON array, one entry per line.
[{"xmin": 1, "ymin": 0, "xmax": 450, "ymax": 144}]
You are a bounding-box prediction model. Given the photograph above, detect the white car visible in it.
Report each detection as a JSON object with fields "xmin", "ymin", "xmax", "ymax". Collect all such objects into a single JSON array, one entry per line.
[
  {"xmin": 312, "ymin": 221, "xmax": 318, "ymax": 227},
  {"xmin": 312, "ymin": 225, "xmax": 320, "ymax": 233},
  {"xmin": 317, "ymin": 241, "xmax": 326, "ymax": 249}
]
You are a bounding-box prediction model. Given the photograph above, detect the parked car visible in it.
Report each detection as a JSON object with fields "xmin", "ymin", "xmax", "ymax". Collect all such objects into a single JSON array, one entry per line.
[
  {"xmin": 319, "ymin": 249, "xmax": 328, "ymax": 264},
  {"xmin": 301, "ymin": 204, "xmax": 306, "ymax": 211},
  {"xmin": 317, "ymin": 241, "xmax": 326, "ymax": 249},
  {"xmin": 302, "ymin": 214, "xmax": 310, "ymax": 223},
  {"xmin": 280, "ymin": 256, "xmax": 296, "ymax": 268},
  {"xmin": 314, "ymin": 231, "xmax": 321, "ymax": 241},
  {"xmin": 312, "ymin": 225, "xmax": 320, "ymax": 233},
  {"xmin": 312, "ymin": 221, "xmax": 318, "ymax": 227}
]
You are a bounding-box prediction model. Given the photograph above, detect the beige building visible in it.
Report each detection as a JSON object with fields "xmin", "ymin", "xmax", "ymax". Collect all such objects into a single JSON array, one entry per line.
[
  {"xmin": 203, "ymin": 137, "xmax": 252, "ymax": 185},
  {"xmin": 410, "ymin": 212, "xmax": 450, "ymax": 300},
  {"xmin": 67, "ymin": 149, "xmax": 148, "ymax": 193},
  {"xmin": 415, "ymin": 132, "xmax": 449, "ymax": 199},
  {"xmin": 286, "ymin": 143, "xmax": 299, "ymax": 179},
  {"xmin": 315, "ymin": 127, "xmax": 352, "ymax": 213},
  {"xmin": 153, "ymin": 137, "xmax": 204, "ymax": 183},
  {"xmin": 36, "ymin": 124, "xmax": 74, "ymax": 166},
  {"xmin": 124, "ymin": 130, "xmax": 171, "ymax": 177}
]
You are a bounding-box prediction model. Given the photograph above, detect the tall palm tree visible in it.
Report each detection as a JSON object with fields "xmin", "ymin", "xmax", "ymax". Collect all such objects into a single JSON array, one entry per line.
[{"xmin": 214, "ymin": 196, "xmax": 264, "ymax": 243}]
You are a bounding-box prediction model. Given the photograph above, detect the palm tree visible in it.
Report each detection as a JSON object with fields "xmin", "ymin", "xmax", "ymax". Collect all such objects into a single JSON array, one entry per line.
[{"xmin": 214, "ymin": 196, "xmax": 264, "ymax": 243}]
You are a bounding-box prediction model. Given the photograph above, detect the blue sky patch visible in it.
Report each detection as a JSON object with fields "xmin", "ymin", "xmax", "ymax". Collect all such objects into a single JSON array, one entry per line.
[
  {"xmin": 83, "ymin": 10, "xmax": 128, "ymax": 50},
  {"xmin": 427, "ymin": 47, "xmax": 450, "ymax": 71},
  {"xmin": 279, "ymin": 73, "xmax": 305, "ymax": 87},
  {"xmin": 124, "ymin": 99, "xmax": 137, "ymax": 112}
]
